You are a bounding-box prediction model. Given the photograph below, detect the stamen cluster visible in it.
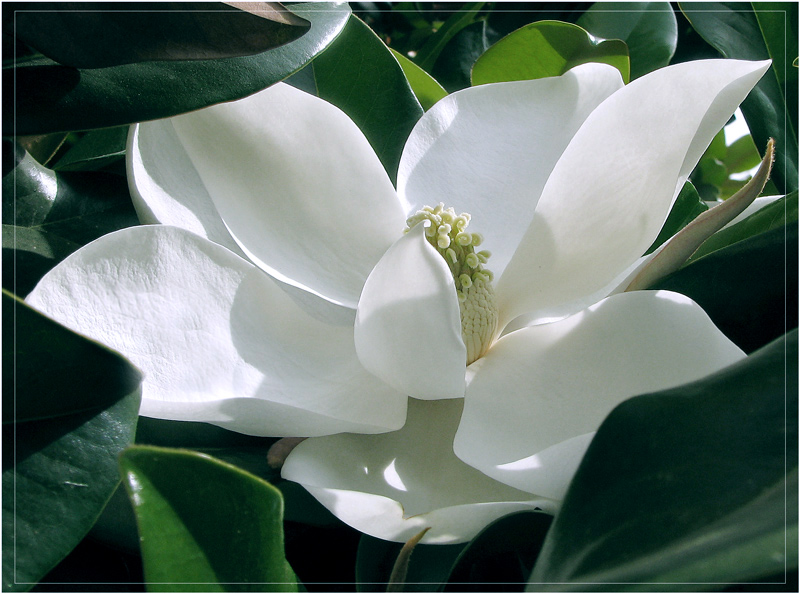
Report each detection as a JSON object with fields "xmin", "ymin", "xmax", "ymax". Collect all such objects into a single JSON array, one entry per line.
[
  {"xmin": 405, "ymin": 203, "xmax": 499, "ymax": 364},
  {"xmin": 405, "ymin": 204, "xmax": 493, "ymax": 301}
]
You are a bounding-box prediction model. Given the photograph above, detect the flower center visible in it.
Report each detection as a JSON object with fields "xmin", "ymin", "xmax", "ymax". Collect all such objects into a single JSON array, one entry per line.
[{"xmin": 404, "ymin": 203, "xmax": 499, "ymax": 365}]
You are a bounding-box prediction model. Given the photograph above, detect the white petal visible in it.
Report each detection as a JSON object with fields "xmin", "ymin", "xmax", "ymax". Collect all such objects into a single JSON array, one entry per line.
[
  {"xmin": 26, "ymin": 225, "xmax": 407, "ymax": 437},
  {"xmin": 169, "ymin": 82, "xmax": 407, "ymax": 308},
  {"xmin": 497, "ymin": 59, "xmax": 770, "ymax": 327},
  {"xmin": 398, "ymin": 63, "xmax": 624, "ymax": 280},
  {"xmin": 454, "ymin": 290, "xmax": 745, "ymax": 500},
  {"xmin": 126, "ymin": 121, "xmax": 244, "ymax": 256},
  {"xmin": 355, "ymin": 224, "xmax": 466, "ymax": 400},
  {"xmin": 282, "ymin": 398, "xmax": 552, "ymax": 544}
]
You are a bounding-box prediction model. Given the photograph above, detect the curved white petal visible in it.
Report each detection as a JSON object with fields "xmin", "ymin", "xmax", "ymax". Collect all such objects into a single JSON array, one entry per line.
[
  {"xmin": 398, "ymin": 63, "xmax": 624, "ymax": 280},
  {"xmin": 282, "ymin": 398, "xmax": 552, "ymax": 544},
  {"xmin": 126, "ymin": 121, "xmax": 244, "ymax": 256},
  {"xmin": 455, "ymin": 290, "xmax": 745, "ymax": 500},
  {"xmin": 497, "ymin": 59, "xmax": 770, "ymax": 327},
  {"xmin": 169, "ymin": 82, "xmax": 407, "ymax": 308},
  {"xmin": 26, "ymin": 225, "xmax": 407, "ymax": 437},
  {"xmin": 354, "ymin": 224, "xmax": 466, "ymax": 399}
]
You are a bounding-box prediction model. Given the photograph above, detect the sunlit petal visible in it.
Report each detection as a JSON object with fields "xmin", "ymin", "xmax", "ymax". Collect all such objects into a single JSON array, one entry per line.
[
  {"xmin": 26, "ymin": 225, "xmax": 407, "ymax": 436},
  {"xmin": 455, "ymin": 290, "xmax": 745, "ymax": 500}
]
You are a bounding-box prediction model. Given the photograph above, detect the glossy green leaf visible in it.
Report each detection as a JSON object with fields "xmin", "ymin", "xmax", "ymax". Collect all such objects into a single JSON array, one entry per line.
[
  {"xmin": 390, "ymin": 49, "xmax": 447, "ymax": 111},
  {"xmin": 310, "ymin": 15, "xmax": 423, "ymax": 183},
  {"xmin": 472, "ymin": 20, "xmax": 630, "ymax": 86},
  {"xmin": 6, "ymin": 3, "xmax": 350, "ymax": 135},
  {"xmin": 120, "ymin": 445, "xmax": 297, "ymax": 592},
  {"xmin": 52, "ymin": 126, "xmax": 129, "ymax": 172},
  {"xmin": 652, "ymin": 223, "xmax": 797, "ymax": 354},
  {"xmin": 431, "ymin": 19, "xmax": 489, "ymax": 92},
  {"xmin": 681, "ymin": 2, "xmax": 798, "ymax": 194},
  {"xmin": 1, "ymin": 225, "xmax": 80, "ymax": 297},
  {"xmin": 726, "ymin": 132, "xmax": 762, "ymax": 174},
  {"xmin": 444, "ymin": 511, "xmax": 552, "ymax": 592},
  {"xmin": 577, "ymin": 2, "xmax": 677, "ymax": 79},
  {"xmin": 355, "ymin": 534, "xmax": 464, "ymax": 592},
  {"xmin": 413, "ymin": 2, "xmax": 485, "ymax": 73},
  {"xmin": 645, "ymin": 180, "xmax": 708, "ymax": 255},
  {"xmin": 530, "ymin": 329, "xmax": 797, "ymax": 590},
  {"xmin": 3, "ymin": 146, "xmax": 139, "ymax": 246},
  {"xmin": 754, "ymin": 3, "xmax": 799, "ymax": 142},
  {"xmin": 690, "ymin": 191, "xmax": 798, "ymax": 262},
  {"xmin": 9, "ymin": 2, "xmax": 309, "ymax": 69},
  {"xmin": 2, "ymin": 293, "xmax": 142, "ymax": 591}
]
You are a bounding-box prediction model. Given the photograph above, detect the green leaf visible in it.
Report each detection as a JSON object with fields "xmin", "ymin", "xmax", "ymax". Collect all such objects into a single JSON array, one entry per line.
[
  {"xmin": 2, "ymin": 293, "xmax": 142, "ymax": 591},
  {"xmin": 725, "ymin": 132, "xmax": 762, "ymax": 174},
  {"xmin": 753, "ymin": 3, "xmax": 799, "ymax": 143},
  {"xmin": 9, "ymin": 2, "xmax": 309, "ymax": 69},
  {"xmin": 472, "ymin": 20, "xmax": 630, "ymax": 86},
  {"xmin": 444, "ymin": 511, "xmax": 552, "ymax": 591},
  {"xmin": 2, "ymin": 224, "xmax": 80, "ymax": 297},
  {"xmin": 680, "ymin": 2, "xmax": 798, "ymax": 194},
  {"xmin": 355, "ymin": 534, "xmax": 464, "ymax": 592},
  {"xmin": 431, "ymin": 19, "xmax": 489, "ymax": 92},
  {"xmin": 390, "ymin": 49, "xmax": 448, "ymax": 111},
  {"xmin": 645, "ymin": 180, "xmax": 708, "ymax": 255},
  {"xmin": 120, "ymin": 445, "xmax": 297, "ymax": 592},
  {"xmin": 529, "ymin": 330, "xmax": 797, "ymax": 590},
  {"xmin": 52, "ymin": 126, "xmax": 129, "ymax": 172},
  {"xmin": 577, "ymin": 2, "xmax": 677, "ymax": 79},
  {"xmin": 652, "ymin": 223, "xmax": 797, "ymax": 354},
  {"xmin": 310, "ymin": 15, "xmax": 423, "ymax": 183},
  {"xmin": 3, "ymin": 146, "xmax": 139, "ymax": 245},
  {"xmin": 414, "ymin": 2, "xmax": 485, "ymax": 73},
  {"xmin": 690, "ymin": 191, "xmax": 798, "ymax": 262},
  {"xmin": 6, "ymin": 3, "xmax": 350, "ymax": 135},
  {"xmin": 2, "ymin": 146, "xmax": 139, "ymax": 295}
]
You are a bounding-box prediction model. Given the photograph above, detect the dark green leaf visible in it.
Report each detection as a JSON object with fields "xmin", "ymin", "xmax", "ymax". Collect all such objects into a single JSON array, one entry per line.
[
  {"xmin": 414, "ymin": 2, "xmax": 485, "ymax": 73},
  {"xmin": 645, "ymin": 180, "xmax": 707, "ymax": 255},
  {"xmin": 680, "ymin": 3, "xmax": 798, "ymax": 194},
  {"xmin": 2, "ymin": 225, "xmax": 80, "ymax": 305},
  {"xmin": 390, "ymin": 49, "xmax": 448, "ymax": 111},
  {"xmin": 5, "ymin": 3, "xmax": 350, "ymax": 135},
  {"xmin": 577, "ymin": 2, "xmax": 677, "ymax": 79},
  {"xmin": 651, "ymin": 223, "xmax": 797, "ymax": 354},
  {"xmin": 529, "ymin": 330, "xmax": 797, "ymax": 589},
  {"xmin": 753, "ymin": 3, "xmax": 799, "ymax": 144},
  {"xmin": 120, "ymin": 445, "xmax": 297, "ymax": 591},
  {"xmin": 1, "ymin": 289, "xmax": 141, "ymax": 426},
  {"xmin": 2, "ymin": 293, "xmax": 141, "ymax": 590},
  {"xmin": 431, "ymin": 20, "xmax": 489, "ymax": 92},
  {"xmin": 355, "ymin": 534, "xmax": 464, "ymax": 592},
  {"xmin": 690, "ymin": 191, "xmax": 798, "ymax": 262},
  {"xmin": 472, "ymin": 20, "xmax": 630, "ymax": 85},
  {"xmin": 444, "ymin": 511, "xmax": 552, "ymax": 592},
  {"xmin": 52, "ymin": 126, "xmax": 128, "ymax": 172},
  {"xmin": 9, "ymin": 2, "xmax": 309, "ymax": 69},
  {"xmin": 3, "ymin": 146, "xmax": 139, "ymax": 245},
  {"xmin": 310, "ymin": 15, "xmax": 422, "ymax": 183}
]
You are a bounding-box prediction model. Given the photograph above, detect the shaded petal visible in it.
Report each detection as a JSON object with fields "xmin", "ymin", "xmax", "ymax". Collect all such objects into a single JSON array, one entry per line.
[
  {"xmin": 355, "ymin": 224, "xmax": 466, "ymax": 399},
  {"xmin": 455, "ymin": 291, "xmax": 745, "ymax": 500},
  {"xmin": 282, "ymin": 398, "xmax": 552, "ymax": 544},
  {"xmin": 127, "ymin": 121, "xmax": 244, "ymax": 256},
  {"xmin": 398, "ymin": 63, "xmax": 624, "ymax": 280},
  {"xmin": 497, "ymin": 59, "xmax": 770, "ymax": 327},
  {"xmin": 169, "ymin": 82, "xmax": 407, "ymax": 308},
  {"xmin": 26, "ymin": 225, "xmax": 407, "ymax": 437},
  {"xmin": 128, "ymin": 120, "xmax": 357, "ymax": 325}
]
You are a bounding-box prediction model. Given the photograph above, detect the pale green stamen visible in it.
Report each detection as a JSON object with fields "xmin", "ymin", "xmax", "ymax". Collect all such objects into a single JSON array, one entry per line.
[{"xmin": 404, "ymin": 203, "xmax": 499, "ymax": 365}]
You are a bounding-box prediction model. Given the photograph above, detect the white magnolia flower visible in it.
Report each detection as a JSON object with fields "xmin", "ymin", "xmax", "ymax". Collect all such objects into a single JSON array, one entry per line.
[{"xmin": 27, "ymin": 58, "xmax": 769, "ymax": 544}]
